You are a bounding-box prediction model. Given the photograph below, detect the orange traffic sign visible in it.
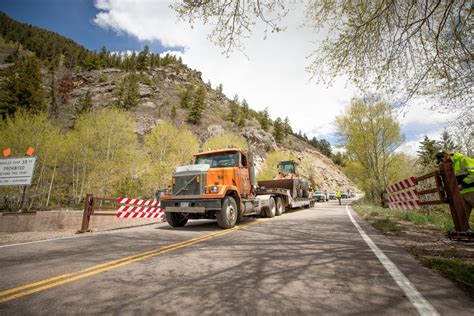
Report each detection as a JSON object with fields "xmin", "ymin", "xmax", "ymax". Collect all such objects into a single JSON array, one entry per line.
[
  {"xmin": 3, "ymin": 148, "xmax": 11, "ymax": 157},
  {"xmin": 26, "ymin": 147, "xmax": 35, "ymax": 156}
]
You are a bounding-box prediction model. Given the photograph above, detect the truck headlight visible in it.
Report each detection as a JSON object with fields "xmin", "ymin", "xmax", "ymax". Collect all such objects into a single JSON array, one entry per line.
[{"xmin": 210, "ymin": 185, "xmax": 219, "ymax": 193}]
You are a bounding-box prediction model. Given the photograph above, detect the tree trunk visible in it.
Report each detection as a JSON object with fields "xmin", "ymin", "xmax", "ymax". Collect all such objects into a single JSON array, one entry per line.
[{"xmin": 46, "ymin": 165, "xmax": 57, "ymax": 207}]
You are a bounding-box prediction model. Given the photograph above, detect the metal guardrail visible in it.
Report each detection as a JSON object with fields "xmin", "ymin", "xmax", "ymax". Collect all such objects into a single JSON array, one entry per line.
[{"xmin": 77, "ymin": 194, "xmax": 117, "ymax": 233}]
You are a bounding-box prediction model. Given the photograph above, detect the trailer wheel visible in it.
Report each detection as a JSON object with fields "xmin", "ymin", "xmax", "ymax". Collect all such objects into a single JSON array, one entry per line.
[
  {"xmin": 275, "ymin": 197, "xmax": 284, "ymax": 216},
  {"xmin": 264, "ymin": 197, "xmax": 276, "ymax": 218},
  {"xmin": 165, "ymin": 212, "xmax": 188, "ymax": 227},
  {"xmin": 217, "ymin": 196, "xmax": 238, "ymax": 229}
]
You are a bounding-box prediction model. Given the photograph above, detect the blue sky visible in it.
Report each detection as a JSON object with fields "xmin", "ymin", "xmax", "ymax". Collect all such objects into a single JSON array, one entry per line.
[
  {"xmin": 0, "ymin": 0, "xmax": 172, "ymax": 53},
  {"xmin": 0, "ymin": 0, "xmax": 450, "ymax": 153}
]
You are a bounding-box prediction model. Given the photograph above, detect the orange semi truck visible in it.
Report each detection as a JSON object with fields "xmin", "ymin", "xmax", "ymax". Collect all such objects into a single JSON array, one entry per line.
[{"xmin": 160, "ymin": 147, "xmax": 315, "ymax": 229}]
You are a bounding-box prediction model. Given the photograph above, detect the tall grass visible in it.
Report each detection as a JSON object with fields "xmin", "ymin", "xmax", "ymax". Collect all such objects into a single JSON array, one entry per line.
[{"xmin": 351, "ymin": 200, "xmax": 460, "ymax": 233}]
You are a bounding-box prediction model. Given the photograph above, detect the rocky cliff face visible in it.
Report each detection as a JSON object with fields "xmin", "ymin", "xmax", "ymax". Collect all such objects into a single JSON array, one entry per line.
[{"xmin": 51, "ymin": 63, "xmax": 357, "ymax": 192}]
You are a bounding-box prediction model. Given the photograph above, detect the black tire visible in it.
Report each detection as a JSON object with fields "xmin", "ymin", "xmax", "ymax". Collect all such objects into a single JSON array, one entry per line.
[
  {"xmin": 165, "ymin": 212, "xmax": 188, "ymax": 227},
  {"xmin": 275, "ymin": 197, "xmax": 284, "ymax": 216},
  {"xmin": 265, "ymin": 197, "xmax": 276, "ymax": 218},
  {"xmin": 217, "ymin": 196, "xmax": 238, "ymax": 229}
]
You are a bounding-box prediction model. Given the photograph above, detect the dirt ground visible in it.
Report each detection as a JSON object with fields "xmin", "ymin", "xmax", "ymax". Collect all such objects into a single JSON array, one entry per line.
[{"xmin": 360, "ymin": 214, "xmax": 474, "ymax": 263}]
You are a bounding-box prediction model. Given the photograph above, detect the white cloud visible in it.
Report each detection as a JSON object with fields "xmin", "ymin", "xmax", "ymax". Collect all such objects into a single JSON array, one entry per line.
[{"xmin": 93, "ymin": 0, "xmax": 455, "ymax": 150}]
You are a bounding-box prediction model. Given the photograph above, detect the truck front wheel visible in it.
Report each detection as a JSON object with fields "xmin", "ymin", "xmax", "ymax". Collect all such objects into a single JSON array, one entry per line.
[
  {"xmin": 165, "ymin": 212, "xmax": 188, "ymax": 227},
  {"xmin": 217, "ymin": 196, "xmax": 238, "ymax": 229}
]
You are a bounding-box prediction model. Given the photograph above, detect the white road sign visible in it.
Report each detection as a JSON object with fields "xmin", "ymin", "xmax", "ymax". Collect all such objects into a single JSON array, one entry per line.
[{"xmin": 0, "ymin": 157, "xmax": 37, "ymax": 186}]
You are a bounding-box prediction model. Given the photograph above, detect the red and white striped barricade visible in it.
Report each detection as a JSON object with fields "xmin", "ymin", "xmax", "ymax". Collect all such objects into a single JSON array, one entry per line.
[
  {"xmin": 385, "ymin": 176, "xmax": 421, "ymax": 210},
  {"xmin": 388, "ymin": 199, "xmax": 421, "ymax": 210},
  {"xmin": 116, "ymin": 197, "xmax": 165, "ymax": 221},
  {"xmin": 386, "ymin": 176, "xmax": 417, "ymax": 193},
  {"xmin": 386, "ymin": 188, "xmax": 419, "ymax": 203}
]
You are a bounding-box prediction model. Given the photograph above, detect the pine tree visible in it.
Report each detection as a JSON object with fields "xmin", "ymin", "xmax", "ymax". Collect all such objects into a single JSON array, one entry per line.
[
  {"xmin": 440, "ymin": 130, "xmax": 456, "ymax": 152},
  {"xmin": 115, "ymin": 73, "xmax": 139, "ymax": 110},
  {"xmin": 283, "ymin": 116, "xmax": 292, "ymax": 136},
  {"xmin": 227, "ymin": 99, "xmax": 240, "ymax": 124},
  {"xmin": 77, "ymin": 90, "xmax": 93, "ymax": 114},
  {"xmin": 317, "ymin": 139, "xmax": 332, "ymax": 157},
  {"xmin": 0, "ymin": 54, "xmax": 47, "ymax": 118},
  {"xmin": 137, "ymin": 45, "xmax": 150, "ymax": 71},
  {"xmin": 417, "ymin": 136, "xmax": 441, "ymax": 168},
  {"xmin": 258, "ymin": 108, "xmax": 270, "ymax": 131},
  {"xmin": 241, "ymin": 99, "xmax": 250, "ymax": 119},
  {"xmin": 187, "ymin": 86, "xmax": 206, "ymax": 124},
  {"xmin": 273, "ymin": 117, "xmax": 285, "ymax": 143},
  {"xmin": 170, "ymin": 105, "xmax": 177, "ymax": 119},
  {"xmin": 180, "ymin": 85, "xmax": 194, "ymax": 109}
]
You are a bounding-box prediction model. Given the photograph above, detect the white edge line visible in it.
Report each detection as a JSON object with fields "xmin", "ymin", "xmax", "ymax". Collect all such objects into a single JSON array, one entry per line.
[{"xmin": 345, "ymin": 205, "xmax": 439, "ymax": 316}]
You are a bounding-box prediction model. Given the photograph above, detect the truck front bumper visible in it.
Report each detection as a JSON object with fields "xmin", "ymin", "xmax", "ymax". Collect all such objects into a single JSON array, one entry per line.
[{"xmin": 161, "ymin": 198, "xmax": 222, "ymax": 213}]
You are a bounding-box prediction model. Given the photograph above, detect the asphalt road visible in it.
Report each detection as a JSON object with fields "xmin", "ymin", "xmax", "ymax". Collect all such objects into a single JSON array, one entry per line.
[{"xmin": 0, "ymin": 200, "xmax": 472, "ymax": 315}]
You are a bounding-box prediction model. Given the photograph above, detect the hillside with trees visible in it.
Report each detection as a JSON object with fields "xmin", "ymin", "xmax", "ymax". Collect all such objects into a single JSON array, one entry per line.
[{"xmin": 0, "ymin": 12, "xmax": 355, "ymax": 211}]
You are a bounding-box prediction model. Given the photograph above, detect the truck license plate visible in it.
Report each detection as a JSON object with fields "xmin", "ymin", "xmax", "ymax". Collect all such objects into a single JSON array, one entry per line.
[{"xmin": 181, "ymin": 202, "xmax": 189, "ymax": 207}]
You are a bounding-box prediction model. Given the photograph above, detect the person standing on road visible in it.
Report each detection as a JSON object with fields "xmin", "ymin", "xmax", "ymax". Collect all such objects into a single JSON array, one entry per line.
[
  {"xmin": 336, "ymin": 190, "xmax": 342, "ymax": 205},
  {"xmin": 436, "ymin": 151, "xmax": 474, "ymax": 220}
]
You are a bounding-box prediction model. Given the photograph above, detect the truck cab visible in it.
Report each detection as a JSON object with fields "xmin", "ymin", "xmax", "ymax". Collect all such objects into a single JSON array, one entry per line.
[
  {"xmin": 160, "ymin": 147, "xmax": 254, "ymax": 228},
  {"xmin": 160, "ymin": 147, "xmax": 315, "ymax": 229}
]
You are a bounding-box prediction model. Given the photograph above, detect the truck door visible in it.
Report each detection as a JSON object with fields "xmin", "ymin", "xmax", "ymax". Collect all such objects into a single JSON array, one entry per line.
[{"xmin": 238, "ymin": 152, "xmax": 251, "ymax": 197}]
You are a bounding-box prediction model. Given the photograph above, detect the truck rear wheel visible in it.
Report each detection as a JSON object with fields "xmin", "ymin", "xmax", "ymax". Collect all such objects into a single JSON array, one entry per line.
[
  {"xmin": 275, "ymin": 197, "xmax": 284, "ymax": 216},
  {"xmin": 217, "ymin": 196, "xmax": 238, "ymax": 229},
  {"xmin": 165, "ymin": 212, "xmax": 188, "ymax": 227},
  {"xmin": 265, "ymin": 197, "xmax": 276, "ymax": 218}
]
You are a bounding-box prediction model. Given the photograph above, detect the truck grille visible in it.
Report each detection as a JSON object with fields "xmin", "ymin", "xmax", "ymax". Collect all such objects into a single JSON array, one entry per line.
[{"xmin": 172, "ymin": 172, "xmax": 206, "ymax": 196}]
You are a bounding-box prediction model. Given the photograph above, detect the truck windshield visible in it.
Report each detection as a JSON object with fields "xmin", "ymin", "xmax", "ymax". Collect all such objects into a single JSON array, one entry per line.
[
  {"xmin": 279, "ymin": 162, "xmax": 295, "ymax": 174},
  {"xmin": 195, "ymin": 153, "xmax": 238, "ymax": 168}
]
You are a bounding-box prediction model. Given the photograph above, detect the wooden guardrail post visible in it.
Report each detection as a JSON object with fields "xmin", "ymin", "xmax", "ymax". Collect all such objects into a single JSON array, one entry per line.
[
  {"xmin": 77, "ymin": 194, "xmax": 94, "ymax": 233},
  {"xmin": 438, "ymin": 162, "xmax": 470, "ymax": 232}
]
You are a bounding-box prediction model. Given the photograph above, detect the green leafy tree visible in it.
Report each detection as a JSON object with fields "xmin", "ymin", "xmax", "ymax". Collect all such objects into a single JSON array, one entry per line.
[
  {"xmin": 336, "ymin": 97, "xmax": 404, "ymax": 201},
  {"xmin": 332, "ymin": 151, "xmax": 346, "ymax": 167},
  {"xmin": 0, "ymin": 55, "xmax": 47, "ymax": 118},
  {"xmin": 144, "ymin": 121, "xmax": 199, "ymax": 188},
  {"xmin": 0, "ymin": 111, "xmax": 63, "ymax": 210},
  {"xmin": 68, "ymin": 108, "xmax": 143, "ymax": 198},
  {"xmin": 202, "ymin": 132, "xmax": 247, "ymax": 151}
]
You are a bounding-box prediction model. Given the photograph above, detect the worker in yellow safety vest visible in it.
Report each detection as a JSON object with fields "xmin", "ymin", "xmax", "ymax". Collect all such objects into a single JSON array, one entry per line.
[
  {"xmin": 336, "ymin": 190, "xmax": 342, "ymax": 205},
  {"xmin": 436, "ymin": 151, "xmax": 474, "ymax": 220}
]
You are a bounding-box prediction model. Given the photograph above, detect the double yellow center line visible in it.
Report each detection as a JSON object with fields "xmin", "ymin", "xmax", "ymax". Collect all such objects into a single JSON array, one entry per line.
[{"xmin": 0, "ymin": 221, "xmax": 260, "ymax": 303}]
